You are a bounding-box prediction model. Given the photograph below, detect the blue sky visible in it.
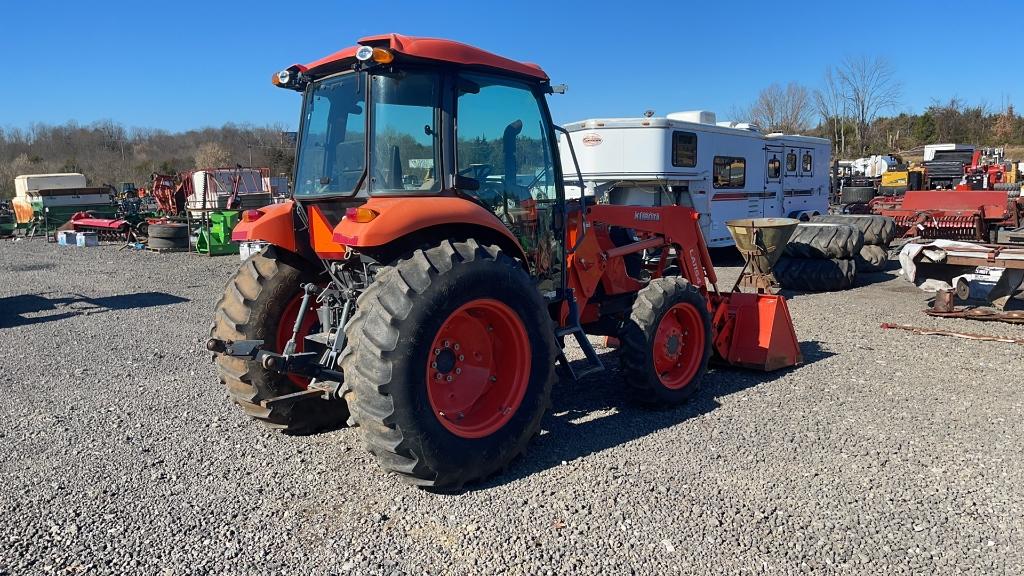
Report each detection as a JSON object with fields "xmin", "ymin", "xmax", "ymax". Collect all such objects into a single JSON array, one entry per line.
[{"xmin": 2, "ymin": 0, "xmax": 1018, "ymax": 133}]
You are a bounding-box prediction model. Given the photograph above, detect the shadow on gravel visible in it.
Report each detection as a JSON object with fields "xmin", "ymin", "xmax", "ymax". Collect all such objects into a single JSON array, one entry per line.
[
  {"xmin": 478, "ymin": 340, "xmax": 834, "ymax": 490},
  {"xmin": 0, "ymin": 291, "xmax": 189, "ymax": 328},
  {"xmin": 3, "ymin": 262, "xmax": 55, "ymax": 272}
]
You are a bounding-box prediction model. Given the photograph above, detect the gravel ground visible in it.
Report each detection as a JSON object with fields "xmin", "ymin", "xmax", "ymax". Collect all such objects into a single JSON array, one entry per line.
[{"xmin": 0, "ymin": 238, "xmax": 1021, "ymax": 575}]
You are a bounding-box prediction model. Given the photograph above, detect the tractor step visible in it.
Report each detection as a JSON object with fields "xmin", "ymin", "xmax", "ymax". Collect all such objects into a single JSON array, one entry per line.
[{"xmin": 555, "ymin": 290, "xmax": 604, "ymax": 381}]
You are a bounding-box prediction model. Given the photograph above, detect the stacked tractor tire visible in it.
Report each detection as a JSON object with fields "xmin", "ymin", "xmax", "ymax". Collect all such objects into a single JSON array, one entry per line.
[
  {"xmin": 147, "ymin": 223, "xmax": 189, "ymax": 251},
  {"xmin": 775, "ymin": 214, "xmax": 897, "ymax": 292}
]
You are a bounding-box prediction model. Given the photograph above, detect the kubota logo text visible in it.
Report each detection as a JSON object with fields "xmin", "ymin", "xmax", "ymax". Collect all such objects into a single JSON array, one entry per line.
[{"xmin": 634, "ymin": 211, "xmax": 660, "ymax": 222}]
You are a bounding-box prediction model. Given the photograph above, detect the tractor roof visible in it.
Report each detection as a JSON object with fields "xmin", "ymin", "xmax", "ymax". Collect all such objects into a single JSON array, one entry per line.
[{"xmin": 295, "ymin": 33, "xmax": 549, "ymax": 82}]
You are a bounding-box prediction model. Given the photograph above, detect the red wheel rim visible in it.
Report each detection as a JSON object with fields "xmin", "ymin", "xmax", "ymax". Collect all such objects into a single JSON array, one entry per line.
[
  {"xmin": 426, "ymin": 299, "xmax": 531, "ymax": 439},
  {"xmin": 274, "ymin": 292, "xmax": 320, "ymax": 389},
  {"xmin": 652, "ymin": 303, "xmax": 705, "ymax": 390}
]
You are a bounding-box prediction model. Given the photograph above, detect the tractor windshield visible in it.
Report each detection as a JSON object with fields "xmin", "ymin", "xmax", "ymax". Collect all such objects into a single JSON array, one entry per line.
[{"xmin": 293, "ymin": 70, "xmax": 442, "ymax": 197}]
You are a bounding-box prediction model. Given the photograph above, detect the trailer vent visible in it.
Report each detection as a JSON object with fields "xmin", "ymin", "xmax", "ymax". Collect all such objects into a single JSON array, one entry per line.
[{"xmin": 666, "ymin": 110, "xmax": 717, "ymax": 125}]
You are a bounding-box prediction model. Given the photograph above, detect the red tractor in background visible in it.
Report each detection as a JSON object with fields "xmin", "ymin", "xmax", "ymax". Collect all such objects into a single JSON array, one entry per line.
[{"xmin": 207, "ymin": 34, "xmax": 803, "ymax": 490}]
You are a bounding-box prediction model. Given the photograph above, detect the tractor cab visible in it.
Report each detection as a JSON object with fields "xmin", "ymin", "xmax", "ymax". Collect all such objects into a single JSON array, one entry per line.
[{"xmin": 270, "ymin": 34, "xmax": 565, "ymax": 295}]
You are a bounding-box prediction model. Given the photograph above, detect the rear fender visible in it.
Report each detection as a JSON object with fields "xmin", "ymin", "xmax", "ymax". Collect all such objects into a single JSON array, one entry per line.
[
  {"xmin": 232, "ymin": 200, "xmax": 299, "ymax": 253},
  {"xmin": 333, "ymin": 196, "xmax": 528, "ymax": 264}
]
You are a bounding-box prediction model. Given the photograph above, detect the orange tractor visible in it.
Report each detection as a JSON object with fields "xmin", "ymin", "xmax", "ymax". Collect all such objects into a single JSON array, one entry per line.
[{"xmin": 207, "ymin": 34, "xmax": 803, "ymax": 490}]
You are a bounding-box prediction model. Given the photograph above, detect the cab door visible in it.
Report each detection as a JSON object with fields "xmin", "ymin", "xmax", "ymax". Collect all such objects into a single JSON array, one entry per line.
[
  {"xmin": 454, "ymin": 72, "xmax": 563, "ymax": 295},
  {"xmin": 764, "ymin": 145, "xmax": 784, "ymax": 217}
]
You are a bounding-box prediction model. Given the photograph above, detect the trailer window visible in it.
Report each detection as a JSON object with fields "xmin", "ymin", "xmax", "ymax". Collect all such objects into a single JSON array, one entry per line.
[
  {"xmin": 713, "ymin": 156, "xmax": 745, "ymax": 189},
  {"xmin": 786, "ymin": 151, "xmax": 797, "ymax": 172},
  {"xmin": 802, "ymin": 152, "xmax": 813, "ymax": 173},
  {"xmin": 672, "ymin": 131, "xmax": 697, "ymax": 167},
  {"xmin": 768, "ymin": 157, "xmax": 781, "ymax": 179}
]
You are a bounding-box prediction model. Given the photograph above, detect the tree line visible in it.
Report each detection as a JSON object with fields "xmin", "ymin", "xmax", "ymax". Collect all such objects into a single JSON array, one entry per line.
[
  {"xmin": 4, "ymin": 56, "xmax": 1022, "ymax": 199},
  {"xmin": 734, "ymin": 55, "xmax": 1024, "ymax": 158},
  {"xmin": 0, "ymin": 121, "xmax": 295, "ymax": 198}
]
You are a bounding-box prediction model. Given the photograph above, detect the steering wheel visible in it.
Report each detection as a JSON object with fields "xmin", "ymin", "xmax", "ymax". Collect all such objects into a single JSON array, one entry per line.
[{"xmin": 458, "ymin": 163, "xmax": 494, "ymax": 183}]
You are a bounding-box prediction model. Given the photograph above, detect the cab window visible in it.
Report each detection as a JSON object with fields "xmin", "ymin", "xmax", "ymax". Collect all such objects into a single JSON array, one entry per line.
[
  {"xmin": 713, "ymin": 156, "xmax": 745, "ymax": 188},
  {"xmin": 455, "ymin": 74, "xmax": 556, "ymax": 202}
]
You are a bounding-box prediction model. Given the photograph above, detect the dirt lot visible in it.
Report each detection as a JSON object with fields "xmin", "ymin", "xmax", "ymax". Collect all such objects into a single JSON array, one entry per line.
[{"xmin": 0, "ymin": 239, "xmax": 1021, "ymax": 575}]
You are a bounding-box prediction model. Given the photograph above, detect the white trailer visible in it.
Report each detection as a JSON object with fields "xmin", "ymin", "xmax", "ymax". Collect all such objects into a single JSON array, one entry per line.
[
  {"xmin": 558, "ymin": 111, "xmax": 831, "ymax": 247},
  {"xmin": 14, "ymin": 173, "xmax": 87, "ymax": 197}
]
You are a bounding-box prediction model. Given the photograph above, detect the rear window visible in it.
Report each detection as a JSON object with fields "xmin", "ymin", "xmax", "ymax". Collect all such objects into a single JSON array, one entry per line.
[
  {"xmin": 672, "ymin": 131, "xmax": 697, "ymax": 167},
  {"xmin": 713, "ymin": 156, "xmax": 745, "ymax": 188}
]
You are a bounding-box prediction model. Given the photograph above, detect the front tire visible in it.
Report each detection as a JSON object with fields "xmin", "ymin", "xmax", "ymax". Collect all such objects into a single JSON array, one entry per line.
[
  {"xmin": 340, "ymin": 239, "xmax": 557, "ymax": 490},
  {"xmin": 620, "ymin": 277, "xmax": 713, "ymax": 405}
]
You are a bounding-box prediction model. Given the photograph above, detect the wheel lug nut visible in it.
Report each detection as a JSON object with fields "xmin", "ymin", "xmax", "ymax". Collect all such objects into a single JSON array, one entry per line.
[
  {"xmin": 435, "ymin": 373, "xmax": 442, "ymax": 380},
  {"xmin": 446, "ymin": 375, "xmax": 453, "ymax": 382},
  {"xmin": 453, "ymin": 343, "xmax": 460, "ymax": 351},
  {"xmin": 443, "ymin": 340, "xmax": 450, "ymax": 348},
  {"xmin": 434, "ymin": 348, "xmax": 441, "ymax": 355},
  {"xmin": 455, "ymin": 368, "xmax": 461, "ymax": 375},
  {"xmin": 458, "ymin": 355, "xmax": 464, "ymax": 361},
  {"xmin": 431, "ymin": 362, "xmax": 438, "ymax": 368}
]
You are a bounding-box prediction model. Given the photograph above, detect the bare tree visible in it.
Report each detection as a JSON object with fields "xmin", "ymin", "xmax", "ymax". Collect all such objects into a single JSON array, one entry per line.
[
  {"xmin": 814, "ymin": 66, "xmax": 848, "ymax": 155},
  {"xmin": 835, "ymin": 56, "xmax": 902, "ymax": 152},
  {"xmin": 194, "ymin": 142, "xmax": 232, "ymax": 169},
  {"xmin": 736, "ymin": 82, "xmax": 814, "ymax": 133}
]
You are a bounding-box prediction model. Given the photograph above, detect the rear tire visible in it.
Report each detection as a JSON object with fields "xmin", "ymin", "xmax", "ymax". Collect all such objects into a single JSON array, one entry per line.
[
  {"xmin": 619, "ymin": 277, "xmax": 712, "ymax": 406},
  {"xmin": 810, "ymin": 214, "xmax": 896, "ymax": 246},
  {"xmin": 784, "ymin": 223, "xmax": 864, "ymax": 259},
  {"xmin": 340, "ymin": 239, "xmax": 557, "ymax": 490},
  {"xmin": 210, "ymin": 246, "xmax": 348, "ymax": 433},
  {"xmin": 148, "ymin": 223, "xmax": 188, "ymax": 239},
  {"xmin": 775, "ymin": 257, "xmax": 856, "ymax": 292},
  {"xmin": 855, "ymin": 244, "xmax": 888, "ymax": 272},
  {"xmin": 147, "ymin": 236, "xmax": 188, "ymax": 251}
]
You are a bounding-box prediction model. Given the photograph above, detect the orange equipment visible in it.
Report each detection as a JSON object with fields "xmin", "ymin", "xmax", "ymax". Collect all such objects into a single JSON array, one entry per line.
[{"xmin": 207, "ymin": 33, "xmax": 803, "ymax": 490}]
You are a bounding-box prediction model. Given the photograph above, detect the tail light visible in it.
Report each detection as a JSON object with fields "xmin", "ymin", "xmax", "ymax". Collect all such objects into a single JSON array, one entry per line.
[{"xmin": 345, "ymin": 207, "xmax": 379, "ymax": 223}]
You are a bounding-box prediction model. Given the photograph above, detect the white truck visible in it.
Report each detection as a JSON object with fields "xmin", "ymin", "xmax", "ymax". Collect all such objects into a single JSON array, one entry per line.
[{"xmin": 558, "ymin": 111, "xmax": 831, "ymax": 247}]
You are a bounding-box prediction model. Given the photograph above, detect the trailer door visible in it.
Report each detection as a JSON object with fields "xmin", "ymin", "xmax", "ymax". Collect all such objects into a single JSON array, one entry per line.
[{"xmin": 764, "ymin": 145, "xmax": 784, "ymax": 217}]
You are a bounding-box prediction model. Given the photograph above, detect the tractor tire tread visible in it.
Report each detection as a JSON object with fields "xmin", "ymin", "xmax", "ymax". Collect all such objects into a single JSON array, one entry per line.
[
  {"xmin": 775, "ymin": 256, "xmax": 857, "ymax": 292},
  {"xmin": 784, "ymin": 222, "xmax": 864, "ymax": 259},
  {"xmin": 810, "ymin": 214, "xmax": 897, "ymax": 246},
  {"xmin": 855, "ymin": 244, "xmax": 888, "ymax": 273}
]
